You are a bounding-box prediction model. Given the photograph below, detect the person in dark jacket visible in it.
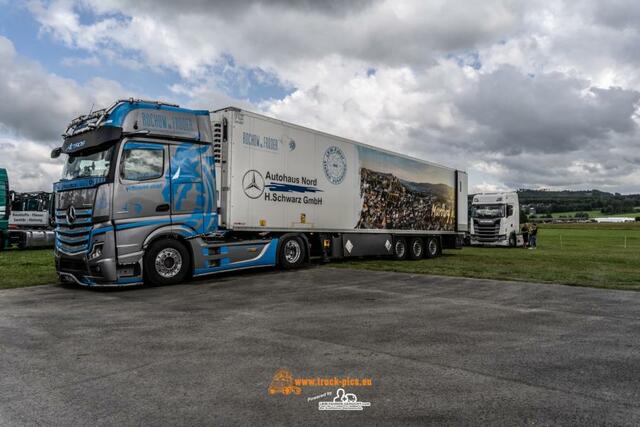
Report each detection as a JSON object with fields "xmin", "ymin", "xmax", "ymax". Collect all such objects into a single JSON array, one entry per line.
[
  {"xmin": 529, "ymin": 223, "xmax": 538, "ymax": 249},
  {"xmin": 521, "ymin": 223, "xmax": 529, "ymax": 248}
]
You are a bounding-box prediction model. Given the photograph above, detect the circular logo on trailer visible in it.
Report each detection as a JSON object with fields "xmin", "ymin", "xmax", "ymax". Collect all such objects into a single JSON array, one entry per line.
[
  {"xmin": 242, "ymin": 170, "xmax": 265, "ymax": 199},
  {"xmin": 323, "ymin": 146, "xmax": 347, "ymax": 185}
]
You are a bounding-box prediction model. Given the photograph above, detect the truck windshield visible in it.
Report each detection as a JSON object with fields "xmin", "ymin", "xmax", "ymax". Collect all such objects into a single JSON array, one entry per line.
[
  {"xmin": 472, "ymin": 204, "xmax": 505, "ymax": 218},
  {"xmin": 62, "ymin": 146, "xmax": 114, "ymax": 180}
]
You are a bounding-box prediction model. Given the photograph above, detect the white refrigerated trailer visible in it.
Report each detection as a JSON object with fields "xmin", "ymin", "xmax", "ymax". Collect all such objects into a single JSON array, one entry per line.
[{"xmin": 51, "ymin": 100, "xmax": 468, "ymax": 286}]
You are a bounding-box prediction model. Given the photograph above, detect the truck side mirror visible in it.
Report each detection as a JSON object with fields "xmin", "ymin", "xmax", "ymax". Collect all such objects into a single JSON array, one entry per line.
[
  {"xmin": 51, "ymin": 147, "xmax": 62, "ymax": 159},
  {"xmin": 507, "ymin": 205, "xmax": 514, "ymax": 217}
]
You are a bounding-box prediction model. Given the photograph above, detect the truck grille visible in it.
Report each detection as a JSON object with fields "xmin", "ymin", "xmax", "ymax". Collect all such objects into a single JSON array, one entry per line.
[
  {"xmin": 59, "ymin": 257, "xmax": 88, "ymax": 273},
  {"xmin": 472, "ymin": 219, "xmax": 500, "ymax": 242},
  {"xmin": 55, "ymin": 208, "xmax": 93, "ymax": 254}
]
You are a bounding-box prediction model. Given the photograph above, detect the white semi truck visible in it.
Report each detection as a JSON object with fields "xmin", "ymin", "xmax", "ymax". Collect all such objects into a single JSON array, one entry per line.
[
  {"xmin": 50, "ymin": 99, "xmax": 468, "ymax": 287},
  {"xmin": 469, "ymin": 192, "xmax": 520, "ymax": 247}
]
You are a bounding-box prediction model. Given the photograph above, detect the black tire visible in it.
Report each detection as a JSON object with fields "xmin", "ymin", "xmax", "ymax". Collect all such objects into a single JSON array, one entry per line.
[
  {"xmin": 425, "ymin": 237, "xmax": 440, "ymax": 258},
  {"xmin": 279, "ymin": 235, "xmax": 306, "ymax": 269},
  {"xmin": 509, "ymin": 233, "xmax": 517, "ymax": 247},
  {"xmin": 408, "ymin": 237, "xmax": 424, "ymax": 260},
  {"xmin": 17, "ymin": 236, "xmax": 26, "ymax": 250},
  {"xmin": 393, "ymin": 237, "xmax": 408, "ymax": 260},
  {"xmin": 144, "ymin": 239, "xmax": 190, "ymax": 286}
]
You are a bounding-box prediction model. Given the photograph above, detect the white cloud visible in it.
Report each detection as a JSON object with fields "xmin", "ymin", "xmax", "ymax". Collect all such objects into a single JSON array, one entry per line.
[
  {"xmin": 0, "ymin": 35, "xmax": 129, "ymax": 141},
  {"xmin": 0, "ymin": 135, "xmax": 63, "ymax": 192},
  {"xmin": 0, "ymin": 35, "xmax": 130, "ymax": 191},
  {"xmin": 29, "ymin": 0, "xmax": 527, "ymax": 80},
  {"xmin": 472, "ymin": 182, "xmax": 511, "ymax": 194},
  {"xmin": 5, "ymin": 0, "xmax": 640, "ymax": 193},
  {"xmin": 61, "ymin": 55, "xmax": 100, "ymax": 67}
]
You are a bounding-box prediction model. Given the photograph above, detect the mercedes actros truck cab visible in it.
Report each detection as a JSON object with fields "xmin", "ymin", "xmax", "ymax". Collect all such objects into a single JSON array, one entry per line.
[
  {"xmin": 469, "ymin": 192, "xmax": 520, "ymax": 247},
  {"xmin": 51, "ymin": 100, "xmax": 220, "ymax": 286},
  {"xmin": 51, "ymin": 99, "xmax": 468, "ymax": 287}
]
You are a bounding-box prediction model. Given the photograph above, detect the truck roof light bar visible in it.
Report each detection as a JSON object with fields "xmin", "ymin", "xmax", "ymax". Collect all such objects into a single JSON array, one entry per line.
[{"xmin": 63, "ymin": 98, "xmax": 182, "ymax": 138}]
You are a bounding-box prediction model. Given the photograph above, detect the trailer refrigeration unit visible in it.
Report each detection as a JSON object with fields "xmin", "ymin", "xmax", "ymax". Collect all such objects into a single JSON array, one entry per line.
[{"xmin": 50, "ymin": 99, "xmax": 468, "ymax": 287}]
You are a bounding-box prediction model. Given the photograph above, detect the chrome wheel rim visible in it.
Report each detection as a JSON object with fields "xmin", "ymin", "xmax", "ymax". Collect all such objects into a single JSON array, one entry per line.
[
  {"xmin": 413, "ymin": 240, "xmax": 423, "ymax": 257},
  {"xmin": 395, "ymin": 241, "xmax": 405, "ymax": 258},
  {"xmin": 284, "ymin": 240, "xmax": 302, "ymax": 264},
  {"xmin": 155, "ymin": 248, "xmax": 183, "ymax": 278},
  {"xmin": 428, "ymin": 240, "xmax": 438, "ymax": 256}
]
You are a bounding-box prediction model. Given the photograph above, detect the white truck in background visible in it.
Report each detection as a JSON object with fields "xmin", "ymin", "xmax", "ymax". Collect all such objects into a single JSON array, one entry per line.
[{"xmin": 469, "ymin": 192, "xmax": 520, "ymax": 247}]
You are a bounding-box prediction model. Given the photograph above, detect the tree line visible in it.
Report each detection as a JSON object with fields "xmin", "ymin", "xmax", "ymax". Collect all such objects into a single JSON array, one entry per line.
[{"xmin": 517, "ymin": 189, "xmax": 640, "ymax": 215}]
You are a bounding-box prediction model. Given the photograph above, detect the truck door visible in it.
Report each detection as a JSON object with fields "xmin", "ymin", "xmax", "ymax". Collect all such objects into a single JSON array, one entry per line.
[
  {"xmin": 169, "ymin": 143, "xmax": 206, "ymax": 235},
  {"xmin": 113, "ymin": 141, "xmax": 171, "ymax": 226}
]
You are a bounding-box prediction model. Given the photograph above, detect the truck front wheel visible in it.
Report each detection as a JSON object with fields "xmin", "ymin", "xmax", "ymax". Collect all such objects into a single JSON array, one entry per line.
[
  {"xmin": 279, "ymin": 236, "xmax": 306, "ymax": 269},
  {"xmin": 144, "ymin": 239, "xmax": 190, "ymax": 286}
]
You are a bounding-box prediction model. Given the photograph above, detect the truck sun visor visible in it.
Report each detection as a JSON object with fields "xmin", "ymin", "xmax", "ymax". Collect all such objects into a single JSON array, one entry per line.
[{"xmin": 62, "ymin": 127, "xmax": 123, "ymax": 155}]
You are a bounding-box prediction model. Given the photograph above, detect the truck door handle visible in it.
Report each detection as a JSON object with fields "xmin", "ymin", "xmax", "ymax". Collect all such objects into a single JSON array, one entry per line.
[{"xmin": 156, "ymin": 204, "xmax": 170, "ymax": 212}]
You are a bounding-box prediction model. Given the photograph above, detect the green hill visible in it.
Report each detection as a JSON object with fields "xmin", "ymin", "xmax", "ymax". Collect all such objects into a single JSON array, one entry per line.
[{"xmin": 517, "ymin": 189, "xmax": 640, "ymax": 216}]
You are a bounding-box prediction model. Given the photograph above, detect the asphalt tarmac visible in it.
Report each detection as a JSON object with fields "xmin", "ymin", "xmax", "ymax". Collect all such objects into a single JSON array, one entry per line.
[{"xmin": 2, "ymin": 266, "xmax": 640, "ymax": 425}]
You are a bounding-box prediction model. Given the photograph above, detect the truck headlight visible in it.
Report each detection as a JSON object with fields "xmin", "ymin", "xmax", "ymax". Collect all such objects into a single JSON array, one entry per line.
[{"xmin": 88, "ymin": 243, "xmax": 104, "ymax": 261}]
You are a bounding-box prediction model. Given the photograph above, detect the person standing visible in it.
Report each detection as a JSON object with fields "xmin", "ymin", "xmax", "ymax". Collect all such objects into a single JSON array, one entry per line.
[
  {"xmin": 529, "ymin": 223, "xmax": 538, "ymax": 249},
  {"xmin": 521, "ymin": 223, "xmax": 530, "ymax": 248}
]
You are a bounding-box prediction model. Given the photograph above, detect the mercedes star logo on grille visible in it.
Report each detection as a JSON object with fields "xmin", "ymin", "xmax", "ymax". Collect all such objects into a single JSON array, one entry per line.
[{"xmin": 66, "ymin": 205, "xmax": 76, "ymax": 224}]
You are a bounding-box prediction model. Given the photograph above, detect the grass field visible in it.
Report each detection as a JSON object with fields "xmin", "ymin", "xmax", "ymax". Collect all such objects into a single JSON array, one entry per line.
[
  {"xmin": 337, "ymin": 223, "xmax": 640, "ymax": 291},
  {"xmin": 533, "ymin": 209, "xmax": 640, "ymax": 219},
  {"xmin": 0, "ymin": 249, "xmax": 56, "ymax": 289},
  {"xmin": 1, "ymin": 223, "xmax": 639, "ymax": 290}
]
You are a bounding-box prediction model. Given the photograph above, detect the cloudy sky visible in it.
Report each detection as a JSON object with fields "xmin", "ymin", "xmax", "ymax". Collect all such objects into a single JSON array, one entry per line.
[{"xmin": 1, "ymin": 0, "xmax": 639, "ymax": 193}]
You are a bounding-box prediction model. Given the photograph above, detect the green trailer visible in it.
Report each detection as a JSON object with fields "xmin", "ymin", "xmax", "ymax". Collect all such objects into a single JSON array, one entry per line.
[{"xmin": 0, "ymin": 168, "xmax": 9, "ymax": 250}]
